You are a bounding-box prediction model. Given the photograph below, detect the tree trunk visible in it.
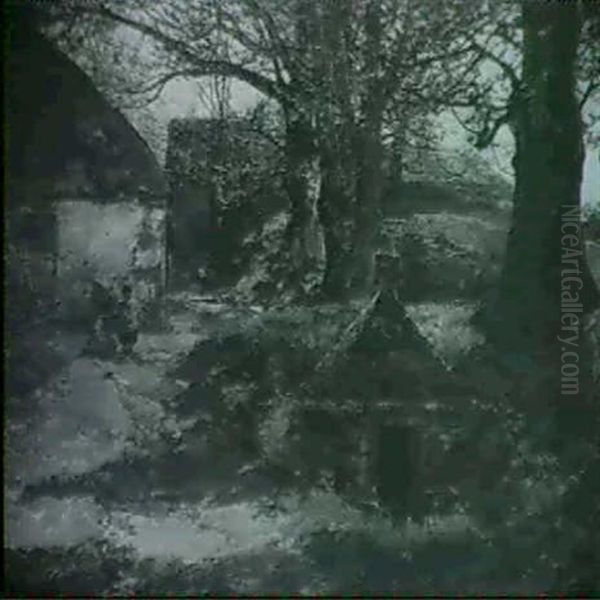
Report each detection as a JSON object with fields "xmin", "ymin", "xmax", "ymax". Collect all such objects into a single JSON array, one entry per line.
[
  {"xmin": 350, "ymin": 120, "xmax": 384, "ymax": 295},
  {"xmin": 347, "ymin": 1, "xmax": 385, "ymax": 296},
  {"xmin": 315, "ymin": 0, "xmax": 357, "ymax": 300},
  {"xmin": 283, "ymin": 108, "xmax": 323, "ymax": 290},
  {"xmin": 488, "ymin": 2, "xmax": 599, "ymax": 368},
  {"xmin": 485, "ymin": 8, "xmax": 599, "ymax": 581},
  {"xmin": 318, "ymin": 145, "xmax": 355, "ymax": 299}
]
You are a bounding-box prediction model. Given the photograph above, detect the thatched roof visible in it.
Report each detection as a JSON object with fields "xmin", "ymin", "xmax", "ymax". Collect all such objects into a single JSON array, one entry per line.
[{"xmin": 5, "ymin": 23, "xmax": 166, "ymax": 206}]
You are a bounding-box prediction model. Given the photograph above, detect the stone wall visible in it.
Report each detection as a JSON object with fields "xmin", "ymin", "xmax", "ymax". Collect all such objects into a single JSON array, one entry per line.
[
  {"xmin": 165, "ymin": 119, "xmax": 218, "ymax": 286},
  {"xmin": 165, "ymin": 118, "xmax": 286, "ymax": 287},
  {"xmin": 56, "ymin": 200, "xmax": 165, "ymax": 323},
  {"xmin": 261, "ymin": 397, "xmax": 459, "ymax": 517},
  {"xmin": 6, "ymin": 206, "xmax": 58, "ymax": 318}
]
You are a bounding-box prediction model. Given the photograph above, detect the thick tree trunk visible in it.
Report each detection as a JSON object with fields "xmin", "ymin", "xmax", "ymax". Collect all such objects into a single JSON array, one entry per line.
[
  {"xmin": 318, "ymin": 108, "xmax": 384, "ymax": 301},
  {"xmin": 315, "ymin": 0, "xmax": 357, "ymax": 300},
  {"xmin": 276, "ymin": 1, "xmax": 326, "ymax": 294},
  {"xmin": 347, "ymin": 1, "xmax": 385, "ymax": 297},
  {"xmin": 502, "ymin": 7, "xmax": 600, "ymax": 587},
  {"xmin": 488, "ymin": 3, "xmax": 599, "ymax": 367},
  {"xmin": 318, "ymin": 147, "xmax": 355, "ymax": 299},
  {"xmin": 283, "ymin": 109, "xmax": 323, "ymax": 290},
  {"xmin": 350, "ymin": 123, "xmax": 384, "ymax": 296},
  {"xmin": 484, "ymin": 9, "xmax": 599, "ymax": 580}
]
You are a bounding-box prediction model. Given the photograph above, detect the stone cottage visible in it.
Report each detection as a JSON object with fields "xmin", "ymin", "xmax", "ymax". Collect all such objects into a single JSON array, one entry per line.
[{"xmin": 5, "ymin": 19, "xmax": 167, "ymax": 326}]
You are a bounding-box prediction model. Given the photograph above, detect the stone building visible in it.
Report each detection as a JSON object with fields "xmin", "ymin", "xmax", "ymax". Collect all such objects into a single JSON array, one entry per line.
[
  {"xmin": 5, "ymin": 19, "xmax": 167, "ymax": 326},
  {"xmin": 165, "ymin": 117, "xmax": 285, "ymax": 288},
  {"xmin": 164, "ymin": 119, "xmax": 219, "ymax": 286}
]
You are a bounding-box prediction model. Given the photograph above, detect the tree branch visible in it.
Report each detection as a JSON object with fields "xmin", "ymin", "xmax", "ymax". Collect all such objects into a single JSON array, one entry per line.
[
  {"xmin": 579, "ymin": 79, "xmax": 599, "ymax": 110},
  {"xmin": 471, "ymin": 40, "xmax": 520, "ymax": 88},
  {"xmin": 474, "ymin": 111, "xmax": 510, "ymax": 149},
  {"xmin": 244, "ymin": 0, "xmax": 294, "ymax": 77},
  {"xmin": 115, "ymin": 69, "xmax": 205, "ymax": 108},
  {"xmin": 94, "ymin": 3, "xmax": 289, "ymax": 104}
]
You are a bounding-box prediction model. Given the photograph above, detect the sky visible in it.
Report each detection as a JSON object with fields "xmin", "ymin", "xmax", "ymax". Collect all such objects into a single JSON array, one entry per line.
[
  {"xmin": 133, "ymin": 76, "xmax": 599, "ymax": 210},
  {"xmin": 107, "ymin": 13, "xmax": 598, "ymax": 211},
  {"xmin": 437, "ymin": 103, "xmax": 600, "ymax": 210},
  {"xmin": 582, "ymin": 149, "xmax": 600, "ymax": 209}
]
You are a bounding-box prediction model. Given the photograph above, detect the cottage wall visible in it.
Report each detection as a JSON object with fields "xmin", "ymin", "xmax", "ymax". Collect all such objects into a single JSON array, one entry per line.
[
  {"xmin": 6, "ymin": 23, "xmax": 168, "ymax": 330},
  {"xmin": 56, "ymin": 201, "xmax": 165, "ymax": 322}
]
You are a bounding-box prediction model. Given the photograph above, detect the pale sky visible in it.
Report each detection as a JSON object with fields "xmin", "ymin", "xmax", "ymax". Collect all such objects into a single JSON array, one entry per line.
[
  {"xmin": 438, "ymin": 105, "xmax": 600, "ymax": 209},
  {"xmin": 582, "ymin": 148, "xmax": 600, "ymax": 209},
  {"xmin": 127, "ymin": 76, "xmax": 599, "ymax": 210},
  {"xmin": 110, "ymin": 17, "xmax": 598, "ymax": 210}
]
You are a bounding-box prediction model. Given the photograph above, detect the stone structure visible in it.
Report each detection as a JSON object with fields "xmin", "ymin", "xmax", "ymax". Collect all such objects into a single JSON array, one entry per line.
[
  {"xmin": 165, "ymin": 117, "xmax": 285, "ymax": 287},
  {"xmin": 6, "ymin": 20, "xmax": 167, "ymax": 326},
  {"xmin": 165, "ymin": 119, "xmax": 218, "ymax": 286},
  {"xmin": 294, "ymin": 399, "xmax": 459, "ymax": 512}
]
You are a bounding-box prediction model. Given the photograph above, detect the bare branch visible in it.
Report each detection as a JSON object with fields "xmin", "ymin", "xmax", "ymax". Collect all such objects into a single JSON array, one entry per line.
[
  {"xmin": 124, "ymin": 69, "xmax": 202, "ymax": 97},
  {"xmin": 244, "ymin": 0, "xmax": 294, "ymax": 75},
  {"xmin": 94, "ymin": 3, "xmax": 289, "ymax": 103},
  {"xmin": 579, "ymin": 79, "xmax": 599, "ymax": 110},
  {"xmin": 471, "ymin": 39, "xmax": 520, "ymax": 88},
  {"xmin": 448, "ymin": 107, "xmax": 486, "ymax": 142},
  {"xmin": 474, "ymin": 111, "xmax": 510, "ymax": 149}
]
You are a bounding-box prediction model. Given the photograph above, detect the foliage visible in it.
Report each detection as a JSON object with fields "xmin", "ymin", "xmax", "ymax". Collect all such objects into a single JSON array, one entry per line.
[{"xmin": 6, "ymin": 1, "xmax": 600, "ymax": 593}]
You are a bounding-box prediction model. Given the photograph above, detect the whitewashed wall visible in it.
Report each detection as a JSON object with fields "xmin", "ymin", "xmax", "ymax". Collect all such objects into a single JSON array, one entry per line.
[{"xmin": 56, "ymin": 200, "xmax": 165, "ymax": 320}]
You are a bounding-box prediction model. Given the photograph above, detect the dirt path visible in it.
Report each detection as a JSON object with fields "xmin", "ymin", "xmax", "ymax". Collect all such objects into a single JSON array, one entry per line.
[{"xmin": 4, "ymin": 291, "xmax": 556, "ymax": 594}]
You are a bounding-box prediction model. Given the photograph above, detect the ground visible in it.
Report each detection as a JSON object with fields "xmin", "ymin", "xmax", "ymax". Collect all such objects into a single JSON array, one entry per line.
[
  {"xmin": 5, "ymin": 201, "xmax": 599, "ymax": 595},
  {"xmin": 1, "ymin": 290, "xmax": 564, "ymax": 595}
]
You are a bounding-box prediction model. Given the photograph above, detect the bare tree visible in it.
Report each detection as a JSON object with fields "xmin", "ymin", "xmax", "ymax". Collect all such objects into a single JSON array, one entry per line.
[
  {"xmin": 38, "ymin": 0, "xmax": 488, "ymax": 298},
  {"xmin": 451, "ymin": 1, "xmax": 600, "ymax": 359}
]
